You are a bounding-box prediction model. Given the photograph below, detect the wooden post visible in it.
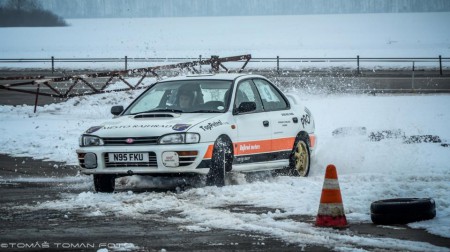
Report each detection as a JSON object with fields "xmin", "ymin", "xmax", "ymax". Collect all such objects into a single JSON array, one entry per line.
[
  {"xmin": 357, "ymin": 55, "xmax": 360, "ymax": 75},
  {"xmin": 277, "ymin": 56, "xmax": 280, "ymax": 75},
  {"xmin": 211, "ymin": 55, "xmax": 219, "ymax": 73},
  {"xmin": 412, "ymin": 61, "xmax": 415, "ymax": 90},
  {"xmin": 34, "ymin": 83, "xmax": 40, "ymax": 113}
]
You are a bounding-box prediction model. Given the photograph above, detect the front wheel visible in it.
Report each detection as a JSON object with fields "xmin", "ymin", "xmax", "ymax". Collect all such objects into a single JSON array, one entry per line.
[
  {"xmin": 206, "ymin": 136, "xmax": 233, "ymax": 187},
  {"xmin": 93, "ymin": 174, "xmax": 116, "ymax": 193}
]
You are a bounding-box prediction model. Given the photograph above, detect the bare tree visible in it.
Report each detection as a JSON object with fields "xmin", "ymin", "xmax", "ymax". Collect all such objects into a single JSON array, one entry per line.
[
  {"xmin": 5, "ymin": 0, "xmax": 41, "ymax": 11},
  {"xmin": 0, "ymin": 0, "xmax": 66, "ymax": 27}
]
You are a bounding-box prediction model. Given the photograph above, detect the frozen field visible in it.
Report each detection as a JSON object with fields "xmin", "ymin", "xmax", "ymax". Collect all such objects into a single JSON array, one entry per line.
[{"xmin": 0, "ymin": 12, "xmax": 449, "ymax": 69}]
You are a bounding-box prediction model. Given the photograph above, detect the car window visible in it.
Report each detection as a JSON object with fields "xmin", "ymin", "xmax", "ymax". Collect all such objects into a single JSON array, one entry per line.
[
  {"xmin": 253, "ymin": 78, "xmax": 289, "ymax": 111},
  {"xmin": 125, "ymin": 80, "xmax": 232, "ymax": 114},
  {"xmin": 128, "ymin": 89, "xmax": 166, "ymax": 114},
  {"xmin": 234, "ymin": 80, "xmax": 263, "ymax": 113}
]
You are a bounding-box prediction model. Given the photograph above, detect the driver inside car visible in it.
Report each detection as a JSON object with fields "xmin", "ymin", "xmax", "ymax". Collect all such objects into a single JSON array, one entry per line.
[
  {"xmin": 176, "ymin": 86, "xmax": 198, "ymax": 110},
  {"xmin": 178, "ymin": 90, "xmax": 194, "ymax": 109}
]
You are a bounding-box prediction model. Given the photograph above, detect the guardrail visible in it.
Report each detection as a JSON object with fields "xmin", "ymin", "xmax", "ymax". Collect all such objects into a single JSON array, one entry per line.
[{"xmin": 0, "ymin": 55, "xmax": 448, "ymax": 75}]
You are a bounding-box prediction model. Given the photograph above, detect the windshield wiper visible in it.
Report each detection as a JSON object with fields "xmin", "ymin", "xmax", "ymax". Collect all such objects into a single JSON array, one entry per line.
[
  {"xmin": 133, "ymin": 109, "xmax": 183, "ymax": 115},
  {"xmin": 190, "ymin": 110, "xmax": 221, "ymax": 113}
]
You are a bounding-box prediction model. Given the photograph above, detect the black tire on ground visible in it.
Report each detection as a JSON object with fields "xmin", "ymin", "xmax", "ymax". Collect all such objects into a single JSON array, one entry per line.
[
  {"xmin": 93, "ymin": 174, "xmax": 116, "ymax": 193},
  {"xmin": 205, "ymin": 135, "xmax": 233, "ymax": 187},
  {"xmin": 404, "ymin": 135, "xmax": 442, "ymax": 144},
  {"xmin": 368, "ymin": 129, "xmax": 405, "ymax": 142},
  {"xmin": 370, "ymin": 198, "xmax": 436, "ymax": 225},
  {"xmin": 275, "ymin": 133, "xmax": 311, "ymax": 177}
]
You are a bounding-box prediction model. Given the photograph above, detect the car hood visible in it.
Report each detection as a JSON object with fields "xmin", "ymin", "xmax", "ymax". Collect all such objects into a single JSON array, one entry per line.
[{"xmin": 86, "ymin": 113, "xmax": 221, "ymax": 138}]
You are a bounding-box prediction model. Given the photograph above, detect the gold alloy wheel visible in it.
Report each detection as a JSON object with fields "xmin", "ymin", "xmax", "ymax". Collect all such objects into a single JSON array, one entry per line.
[{"xmin": 294, "ymin": 140, "xmax": 309, "ymax": 176}]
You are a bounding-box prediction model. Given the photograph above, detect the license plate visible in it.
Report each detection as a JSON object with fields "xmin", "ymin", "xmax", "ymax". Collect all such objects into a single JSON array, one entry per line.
[{"xmin": 108, "ymin": 153, "xmax": 149, "ymax": 162}]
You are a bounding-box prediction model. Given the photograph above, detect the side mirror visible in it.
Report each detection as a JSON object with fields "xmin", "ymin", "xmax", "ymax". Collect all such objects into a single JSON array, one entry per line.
[
  {"xmin": 236, "ymin": 102, "xmax": 256, "ymax": 114},
  {"xmin": 111, "ymin": 105, "xmax": 124, "ymax": 116}
]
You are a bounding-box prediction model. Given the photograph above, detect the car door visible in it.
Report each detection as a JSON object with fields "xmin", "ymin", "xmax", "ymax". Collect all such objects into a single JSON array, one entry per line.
[
  {"xmin": 253, "ymin": 78, "xmax": 296, "ymax": 161},
  {"xmin": 232, "ymin": 79, "xmax": 271, "ymax": 165}
]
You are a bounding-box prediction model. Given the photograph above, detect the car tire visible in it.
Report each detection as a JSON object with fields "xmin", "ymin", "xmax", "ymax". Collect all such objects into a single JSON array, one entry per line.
[
  {"xmin": 206, "ymin": 136, "xmax": 233, "ymax": 187},
  {"xmin": 370, "ymin": 198, "xmax": 436, "ymax": 225},
  {"xmin": 276, "ymin": 133, "xmax": 310, "ymax": 177},
  {"xmin": 93, "ymin": 174, "xmax": 116, "ymax": 193}
]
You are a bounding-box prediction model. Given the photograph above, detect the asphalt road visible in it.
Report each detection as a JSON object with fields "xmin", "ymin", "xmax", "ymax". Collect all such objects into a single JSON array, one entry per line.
[
  {"xmin": 1, "ymin": 82, "xmax": 450, "ymax": 251},
  {"xmin": 0, "ymin": 155, "xmax": 328, "ymax": 252},
  {"xmin": 1, "ymin": 154, "xmax": 449, "ymax": 251}
]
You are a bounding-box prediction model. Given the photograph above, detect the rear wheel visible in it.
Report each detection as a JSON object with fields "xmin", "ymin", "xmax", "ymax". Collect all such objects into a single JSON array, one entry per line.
[
  {"xmin": 93, "ymin": 174, "xmax": 116, "ymax": 193},
  {"xmin": 276, "ymin": 133, "xmax": 310, "ymax": 177},
  {"xmin": 206, "ymin": 136, "xmax": 233, "ymax": 187}
]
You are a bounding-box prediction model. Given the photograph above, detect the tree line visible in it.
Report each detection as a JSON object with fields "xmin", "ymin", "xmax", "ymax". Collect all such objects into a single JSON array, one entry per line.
[
  {"xmin": 34, "ymin": 0, "xmax": 450, "ymax": 18},
  {"xmin": 0, "ymin": 0, "xmax": 66, "ymax": 27}
]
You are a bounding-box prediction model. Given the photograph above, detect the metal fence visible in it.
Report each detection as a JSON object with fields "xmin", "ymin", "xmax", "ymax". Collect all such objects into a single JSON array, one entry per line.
[
  {"xmin": 0, "ymin": 54, "xmax": 252, "ymax": 112},
  {"xmin": 0, "ymin": 55, "xmax": 448, "ymax": 75}
]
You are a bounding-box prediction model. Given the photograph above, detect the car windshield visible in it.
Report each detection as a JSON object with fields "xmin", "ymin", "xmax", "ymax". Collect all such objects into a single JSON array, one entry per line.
[{"xmin": 124, "ymin": 80, "xmax": 233, "ymax": 114}]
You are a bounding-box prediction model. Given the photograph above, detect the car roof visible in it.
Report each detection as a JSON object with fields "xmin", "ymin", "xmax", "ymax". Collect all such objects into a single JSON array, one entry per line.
[{"xmin": 158, "ymin": 73, "xmax": 263, "ymax": 82}]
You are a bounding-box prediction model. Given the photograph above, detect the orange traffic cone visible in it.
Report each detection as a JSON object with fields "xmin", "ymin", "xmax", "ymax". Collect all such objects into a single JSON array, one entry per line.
[{"xmin": 315, "ymin": 164, "xmax": 348, "ymax": 228}]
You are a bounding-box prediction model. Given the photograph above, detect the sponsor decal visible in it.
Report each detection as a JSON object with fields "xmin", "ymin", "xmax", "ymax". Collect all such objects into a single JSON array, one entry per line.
[
  {"xmin": 172, "ymin": 124, "xmax": 191, "ymax": 131},
  {"xmin": 239, "ymin": 144, "xmax": 261, "ymax": 152},
  {"xmin": 278, "ymin": 120, "xmax": 291, "ymax": 126},
  {"xmin": 236, "ymin": 156, "xmax": 251, "ymax": 162},
  {"xmin": 305, "ymin": 107, "xmax": 312, "ymax": 117},
  {"xmin": 281, "ymin": 112, "xmax": 294, "ymax": 116},
  {"xmin": 199, "ymin": 120, "xmax": 224, "ymax": 131},
  {"xmin": 85, "ymin": 126, "xmax": 102, "ymax": 134},
  {"xmin": 203, "ymin": 138, "xmax": 295, "ymax": 159},
  {"xmin": 103, "ymin": 124, "xmax": 174, "ymax": 130},
  {"xmin": 162, "ymin": 151, "xmax": 179, "ymax": 167},
  {"xmin": 301, "ymin": 114, "xmax": 311, "ymax": 128}
]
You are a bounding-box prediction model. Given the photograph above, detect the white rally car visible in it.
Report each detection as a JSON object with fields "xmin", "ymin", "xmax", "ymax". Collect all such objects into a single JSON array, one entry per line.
[{"xmin": 77, "ymin": 74, "xmax": 316, "ymax": 192}]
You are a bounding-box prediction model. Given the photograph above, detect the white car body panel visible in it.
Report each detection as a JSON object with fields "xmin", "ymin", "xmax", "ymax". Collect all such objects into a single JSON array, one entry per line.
[{"xmin": 77, "ymin": 74, "xmax": 316, "ymax": 177}]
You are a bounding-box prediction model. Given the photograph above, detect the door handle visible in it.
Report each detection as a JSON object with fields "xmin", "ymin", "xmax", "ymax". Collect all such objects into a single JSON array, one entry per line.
[{"xmin": 263, "ymin": 120, "xmax": 269, "ymax": 127}]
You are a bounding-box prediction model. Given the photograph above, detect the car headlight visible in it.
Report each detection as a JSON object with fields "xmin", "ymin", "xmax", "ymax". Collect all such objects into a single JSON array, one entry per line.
[
  {"xmin": 79, "ymin": 135, "xmax": 104, "ymax": 147},
  {"xmin": 159, "ymin": 133, "xmax": 200, "ymax": 144}
]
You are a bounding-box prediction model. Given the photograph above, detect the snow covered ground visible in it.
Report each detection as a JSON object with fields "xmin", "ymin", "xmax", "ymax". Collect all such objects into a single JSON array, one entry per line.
[
  {"xmin": 1, "ymin": 11, "xmax": 450, "ymax": 251},
  {"xmin": 1, "ymin": 82, "xmax": 449, "ymax": 251}
]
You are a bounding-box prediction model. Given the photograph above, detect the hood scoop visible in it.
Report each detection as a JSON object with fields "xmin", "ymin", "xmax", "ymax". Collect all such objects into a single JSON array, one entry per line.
[{"xmin": 134, "ymin": 114, "xmax": 174, "ymax": 119}]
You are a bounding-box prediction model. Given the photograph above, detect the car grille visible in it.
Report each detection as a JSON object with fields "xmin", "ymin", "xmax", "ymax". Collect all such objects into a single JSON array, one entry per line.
[
  {"xmin": 102, "ymin": 136, "xmax": 159, "ymax": 146},
  {"xmin": 78, "ymin": 153, "xmax": 86, "ymax": 168},
  {"xmin": 177, "ymin": 151, "xmax": 198, "ymax": 167},
  {"xmin": 104, "ymin": 152, "xmax": 157, "ymax": 167}
]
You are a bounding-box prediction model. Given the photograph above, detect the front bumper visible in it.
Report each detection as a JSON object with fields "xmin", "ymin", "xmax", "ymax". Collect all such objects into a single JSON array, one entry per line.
[{"xmin": 76, "ymin": 142, "xmax": 212, "ymax": 176}]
